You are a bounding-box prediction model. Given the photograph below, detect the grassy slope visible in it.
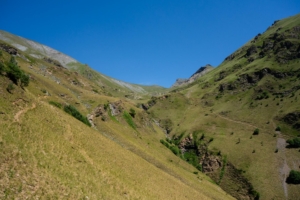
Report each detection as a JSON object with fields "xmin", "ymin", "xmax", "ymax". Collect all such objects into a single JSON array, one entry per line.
[
  {"xmin": 149, "ymin": 14, "xmax": 300, "ymax": 199},
  {"xmin": 0, "ymin": 49, "xmax": 232, "ymax": 199}
]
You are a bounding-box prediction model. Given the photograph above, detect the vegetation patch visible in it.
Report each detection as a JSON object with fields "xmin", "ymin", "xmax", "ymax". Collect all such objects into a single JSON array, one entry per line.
[
  {"xmin": 63, "ymin": 105, "xmax": 91, "ymax": 127},
  {"xmin": 286, "ymin": 170, "xmax": 300, "ymax": 184},
  {"xmin": 218, "ymin": 155, "xmax": 227, "ymax": 184},
  {"xmin": 123, "ymin": 111, "xmax": 136, "ymax": 129},
  {"xmin": 49, "ymin": 101, "xmax": 63, "ymax": 109},
  {"xmin": 286, "ymin": 137, "xmax": 300, "ymax": 148},
  {"xmin": 253, "ymin": 128, "xmax": 260, "ymax": 135}
]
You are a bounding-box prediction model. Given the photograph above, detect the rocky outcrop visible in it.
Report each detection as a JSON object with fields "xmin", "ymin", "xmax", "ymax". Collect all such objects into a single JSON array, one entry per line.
[
  {"xmin": 109, "ymin": 100, "xmax": 124, "ymax": 116},
  {"xmin": 219, "ymin": 68, "xmax": 300, "ymax": 92},
  {"xmin": 172, "ymin": 64, "xmax": 214, "ymax": 87},
  {"xmin": 0, "ymin": 43, "xmax": 18, "ymax": 55},
  {"xmin": 176, "ymin": 135, "xmax": 259, "ymax": 200},
  {"xmin": 43, "ymin": 57, "xmax": 63, "ymax": 68},
  {"xmin": 172, "ymin": 78, "xmax": 188, "ymax": 87},
  {"xmin": 88, "ymin": 101, "xmax": 124, "ymax": 123}
]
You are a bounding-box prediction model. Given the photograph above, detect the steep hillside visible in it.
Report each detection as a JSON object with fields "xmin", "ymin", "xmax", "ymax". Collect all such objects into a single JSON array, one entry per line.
[
  {"xmin": 148, "ymin": 14, "xmax": 300, "ymax": 199},
  {"xmin": 0, "ymin": 38, "xmax": 232, "ymax": 199},
  {"xmin": 0, "ymin": 30, "xmax": 167, "ymax": 98}
]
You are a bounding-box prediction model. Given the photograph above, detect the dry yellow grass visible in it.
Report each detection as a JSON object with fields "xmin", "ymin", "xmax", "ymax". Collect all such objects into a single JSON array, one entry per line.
[{"xmin": 0, "ymin": 51, "xmax": 233, "ymax": 199}]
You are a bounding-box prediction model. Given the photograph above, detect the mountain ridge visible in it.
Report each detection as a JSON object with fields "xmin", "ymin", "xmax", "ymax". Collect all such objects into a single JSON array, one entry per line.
[{"xmin": 0, "ymin": 30, "xmax": 167, "ymax": 96}]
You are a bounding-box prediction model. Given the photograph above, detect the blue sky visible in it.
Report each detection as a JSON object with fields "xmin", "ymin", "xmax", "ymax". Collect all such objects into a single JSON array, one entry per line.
[{"xmin": 1, "ymin": 1, "xmax": 299, "ymax": 87}]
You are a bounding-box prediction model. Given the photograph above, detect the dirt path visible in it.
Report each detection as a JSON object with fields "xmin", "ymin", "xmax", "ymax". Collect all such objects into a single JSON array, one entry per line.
[
  {"xmin": 14, "ymin": 95, "xmax": 48, "ymax": 123},
  {"xmin": 14, "ymin": 102, "xmax": 36, "ymax": 122},
  {"xmin": 214, "ymin": 113, "xmax": 258, "ymax": 129},
  {"xmin": 277, "ymin": 136, "xmax": 290, "ymax": 199}
]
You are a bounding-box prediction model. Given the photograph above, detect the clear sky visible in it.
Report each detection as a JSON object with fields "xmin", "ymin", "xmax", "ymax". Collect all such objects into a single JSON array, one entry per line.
[{"xmin": 1, "ymin": 1, "xmax": 299, "ymax": 87}]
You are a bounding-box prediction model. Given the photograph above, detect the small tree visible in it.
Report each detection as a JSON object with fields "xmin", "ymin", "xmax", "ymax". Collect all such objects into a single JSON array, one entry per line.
[
  {"xmin": 253, "ymin": 128, "xmax": 259, "ymax": 135},
  {"xmin": 286, "ymin": 170, "xmax": 300, "ymax": 184}
]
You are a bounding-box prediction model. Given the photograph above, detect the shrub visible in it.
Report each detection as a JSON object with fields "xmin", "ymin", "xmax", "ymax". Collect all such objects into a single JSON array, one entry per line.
[
  {"xmin": 170, "ymin": 145, "xmax": 180, "ymax": 155},
  {"xmin": 160, "ymin": 139, "xmax": 170, "ymax": 148},
  {"xmin": 103, "ymin": 103, "xmax": 109, "ymax": 111},
  {"xmin": 49, "ymin": 101, "xmax": 62, "ymax": 109},
  {"xmin": 20, "ymin": 73, "xmax": 29, "ymax": 87},
  {"xmin": 63, "ymin": 105, "xmax": 91, "ymax": 127},
  {"xmin": 184, "ymin": 151, "xmax": 199, "ymax": 167},
  {"xmin": 129, "ymin": 108, "xmax": 136, "ymax": 118},
  {"xmin": 6, "ymin": 56, "xmax": 29, "ymax": 87},
  {"xmin": 275, "ymin": 126, "xmax": 281, "ymax": 131},
  {"xmin": 123, "ymin": 111, "xmax": 136, "ymax": 129},
  {"xmin": 209, "ymin": 137, "xmax": 214, "ymax": 143},
  {"xmin": 253, "ymin": 128, "xmax": 259, "ymax": 135},
  {"xmin": 286, "ymin": 170, "xmax": 300, "ymax": 184},
  {"xmin": 200, "ymin": 133, "xmax": 205, "ymax": 140},
  {"xmin": 286, "ymin": 137, "xmax": 300, "ymax": 148}
]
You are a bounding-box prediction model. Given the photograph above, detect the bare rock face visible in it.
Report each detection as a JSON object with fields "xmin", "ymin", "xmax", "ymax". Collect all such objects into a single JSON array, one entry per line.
[
  {"xmin": 88, "ymin": 100, "xmax": 124, "ymax": 123},
  {"xmin": 201, "ymin": 155, "xmax": 222, "ymax": 172},
  {"xmin": 172, "ymin": 64, "xmax": 213, "ymax": 87},
  {"xmin": 109, "ymin": 100, "xmax": 123, "ymax": 116},
  {"xmin": 172, "ymin": 78, "xmax": 188, "ymax": 87}
]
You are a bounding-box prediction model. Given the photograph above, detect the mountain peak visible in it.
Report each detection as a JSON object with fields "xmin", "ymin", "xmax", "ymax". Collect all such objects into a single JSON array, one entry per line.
[{"xmin": 172, "ymin": 64, "xmax": 213, "ymax": 87}]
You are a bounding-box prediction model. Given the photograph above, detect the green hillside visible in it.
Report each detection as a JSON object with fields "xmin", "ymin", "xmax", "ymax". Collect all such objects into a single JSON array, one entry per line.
[
  {"xmin": 148, "ymin": 14, "xmax": 300, "ymax": 199},
  {"xmin": 1, "ymin": 13, "xmax": 300, "ymax": 200},
  {"xmin": 0, "ymin": 36, "xmax": 231, "ymax": 199}
]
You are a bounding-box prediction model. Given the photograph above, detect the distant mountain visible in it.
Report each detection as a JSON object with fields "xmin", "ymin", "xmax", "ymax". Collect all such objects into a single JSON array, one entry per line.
[{"xmin": 172, "ymin": 64, "xmax": 213, "ymax": 87}]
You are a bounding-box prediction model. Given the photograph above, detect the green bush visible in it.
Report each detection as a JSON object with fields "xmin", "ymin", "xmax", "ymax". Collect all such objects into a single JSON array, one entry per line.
[
  {"xmin": 20, "ymin": 73, "xmax": 29, "ymax": 87},
  {"xmin": 123, "ymin": 111, "xmax": 136, "ymax": 129},
  {"xmin": 286, "ymin": 170, "xmax": 300, "ymax": 184},
  {"xmin": 253, "ymin": 128, "xmax": 259, "ymax": 135},
  {"xmin": 170, "ymin": 145, "xmax": 180, "ymax": 155},
  {"xmin": 184, "ymin": 151, "xmax": 201, "ymax": 169},
  {"xmin": 129, "ymin": 108, "xmax": 136, "ymax": 118},
  {"xmin": 63, "ymin": 105, "xmax": 91, "ymax": 127},
  {"xmin": 160, "ymin": 139, "xmax": 170, "ymax": 148},
  {"xmin": 286, "ymin": 137, "xmax": 300, "ymax": 148},
  {"xmin": 49, "ymin": 101, "xmax": 62, "ymax": 109},
  {"xmin": 6, "ymin": 56, "xmax": 30, "ymax": 87},
  {"xmin": 275, "ymin": 126, "xmax": 281, "ymax": 131}
]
